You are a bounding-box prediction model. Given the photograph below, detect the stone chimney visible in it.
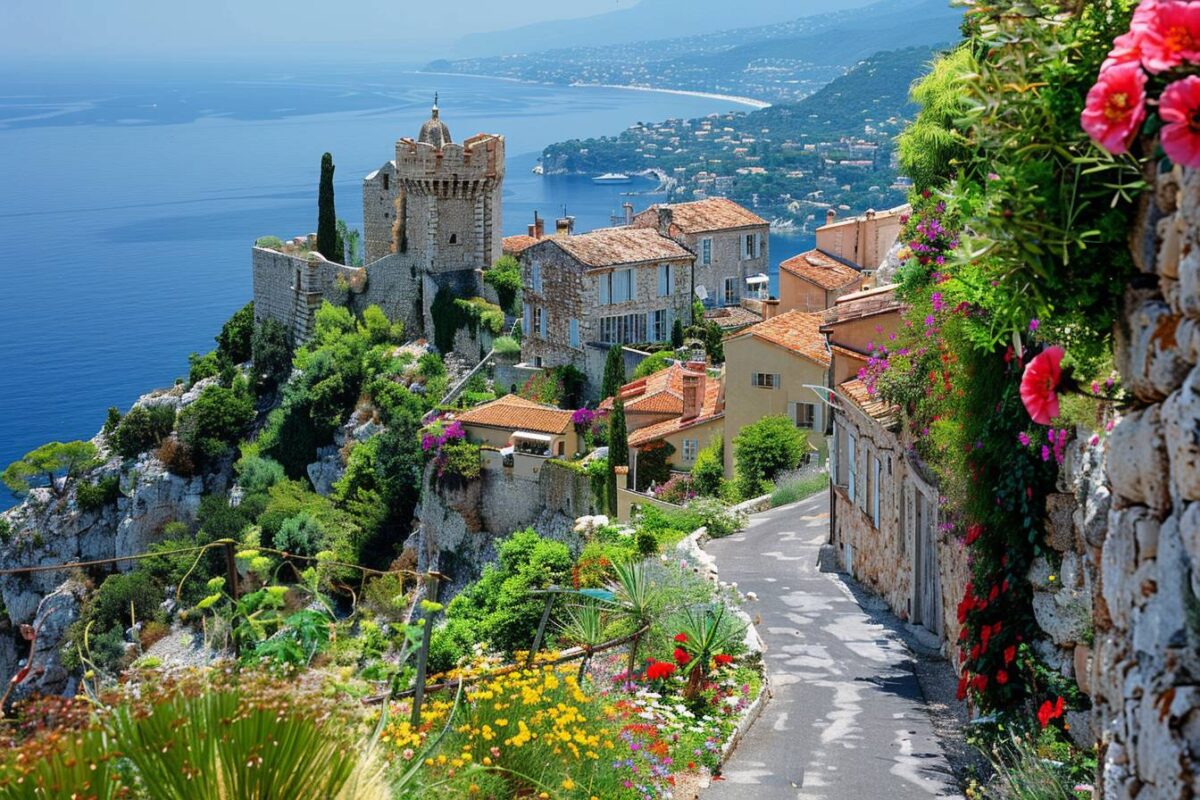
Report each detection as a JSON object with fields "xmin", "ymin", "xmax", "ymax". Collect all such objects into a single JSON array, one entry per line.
[
  {"xmin": 527, "ymin": 211, "xmax": 545, "ymax": 240},
  {"xmin": 555, "ymin": 216, "xmax": 574, "ymax": 237},
  {"xmin": 825, "ymin": 209, "xmax": 837, "ymax": 226},
  {"xmin": 623, "ymin": 202, "xmax": 635, "ymax": 226},
  {"xmin": 657, "ymin": 207, "xmax": 674, "ymax": 237},
  {"xmin": 681, "ymin": 363, "xmax": 707, "ymax": 421}
]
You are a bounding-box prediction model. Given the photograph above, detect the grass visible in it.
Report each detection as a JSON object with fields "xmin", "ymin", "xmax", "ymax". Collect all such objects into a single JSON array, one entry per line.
[{"xmin": 769, "ymin": 469, "xmax": 829, "ymax": 508}]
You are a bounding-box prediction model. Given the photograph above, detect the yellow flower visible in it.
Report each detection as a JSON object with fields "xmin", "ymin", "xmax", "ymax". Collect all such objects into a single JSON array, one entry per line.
[
  {"xmin": 469, "ymin": 785, "xmax": 480, "ymax": 795},
  {"xmin": 562, "ymin": 778, "xmax": 576, "ymax": 790}
]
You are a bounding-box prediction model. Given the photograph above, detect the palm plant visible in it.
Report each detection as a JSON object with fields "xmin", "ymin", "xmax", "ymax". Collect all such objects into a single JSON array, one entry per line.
[
  {"xmin": 611, "ymin": 561, "xmax": 663, "ymax": 684},
  {"xmin": 674, "ymin": 604, "xmax": 745, "ymax": 699},
  {"xmin": 555, "ymin": 597, "xmax": 611, "ymax": 681}
]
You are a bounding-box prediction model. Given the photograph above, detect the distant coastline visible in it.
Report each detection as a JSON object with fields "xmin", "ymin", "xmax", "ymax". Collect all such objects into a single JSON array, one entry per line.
[{"xmin": 417, "ymin": 70, "xmax": 770, "ymax": 110}]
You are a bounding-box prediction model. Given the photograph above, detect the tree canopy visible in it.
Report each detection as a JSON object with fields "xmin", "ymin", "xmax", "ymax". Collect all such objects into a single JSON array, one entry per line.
[{"xmin": 3, "ymin": 441, "xmax": 99, "ymax": 498}]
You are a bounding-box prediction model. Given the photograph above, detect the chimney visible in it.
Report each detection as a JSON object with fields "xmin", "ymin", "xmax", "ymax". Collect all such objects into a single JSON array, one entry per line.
[
  {"xmin": 825, "ymin": 209, "xmax": 837, "ymax": 226},
  {"xmin": 681, "ymin": 363, "xmax": 706, "ymax": 421},
  {"xmin": 555, "ymin": 216, "xmax": 574, "ymax": 237},
  {"xmin": 657, "ymin": 206, "xmax": 674, "ymax": 237},
  {"xmin": 534, "ymin": 211, "xmax": 545, "ymax": 239},
  {"xmin": 623, "ymin": 202, "xmax": 635, "ymax": 226}
]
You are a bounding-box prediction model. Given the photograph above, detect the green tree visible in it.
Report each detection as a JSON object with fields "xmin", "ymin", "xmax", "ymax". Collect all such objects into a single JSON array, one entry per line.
[
  {"xmin": 601, "ymin": 345, "xmax": 626, "ymax": 400},
  {"xmin": 671, "ymin": 318, "xmax": 685, "ymax": 348},
  {"xmin": 252, "ymin": 318, "xmax": 293, "ymax": 393},
  {"xmin": 633, "ymin": 351, "xmax": 672, "ymax": 379},
  {"xmin": 111, "ymin": 404, "xmax": 177, "ymax": 459},
  {"xmin": 483, "ymin": 255, "xmax": 522, "ymax": 314},
  {"xmin": 691, "ymin": 437, "xmax": 725, "ymax": 497},
  {"xmin": 733, "ymin": 415, "xmax": 806, "ymax": 497},
  {"xmin": 316, "ymin": 152, "xmax": 344, "ymax": 263},
  {"xmin": 607, "ymin": 394, "xmax": 629, "ymax": 515},
  {"xmin": 216, "ymin": 302, "xmax": 256, "ymax": 364},
  {"xmin": 703, "ymin": 320, "xmax": 725, "ymax": 364},
  {"xmin": 336, "ymin": 219, "xmax": 362, "ymax": 267},
  {"xmin": 177, "ymin": 383, "xmax": 255, "ymax": 466},
  {"xmin": 3, "ymin": 441, "xmax": 99, "ymax": 498}
]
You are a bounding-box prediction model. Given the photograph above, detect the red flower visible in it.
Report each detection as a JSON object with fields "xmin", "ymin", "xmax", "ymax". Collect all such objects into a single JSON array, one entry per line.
[
  {"xmin": 674, "ymin": 633, "xmax": 688, "ymax": 643},
  {"xmin": 1020, "ymin": 346, "xmax": 1066, "ymax": 425},
  {"xmin": 956, "ymin": 674, "xmax": 969, "ymax": 701},
  {"xmin": 981, "ymin": 626, "xmax": 991, "ymax": 649},
  {"xmin": 972, "ymin": 674, "xmax": 989, "ymax": 692},
  {"xmin": 1102, "ymin": 30, "xmax": 1143, "ymax": 71},
  {"xmin": 714, "ymin": 653, "xmax": 734, "ymax": 667},
  {"xmin": 673, "ymin": 648, "xmax": 692, "ymax": 666},
  {"xmin": 1081, "ymin": 62, "xmax": 1147, "ymax": 156},
  {"xmin": 1132, "ymin": 0, "xmax": 1200, "ymax": 73},
  {"xmin": 1038, "ymin": 696, "xmax": 1066, "ymax": 728},
  {"xmin": 965, "ymin": 524, "xmax": 983, "ymax": 546},
  {"xmin": 988, "ymin": 585, "xmax": 1000, "ymax": 603},
  {"xmin": 645, "ymin": 660, "xmax": 677, "ymax": 681},
  {"xmin": 996, "ymin": 669, "xmax": 1009, "ymax": 686},
  {"xmin": 1004, "ymin": 645, "xmax": 1017, "ymax": 665},
  {"xmin": 1160, "ymin": 76, "xmax": 1200, "ymax": 169}
]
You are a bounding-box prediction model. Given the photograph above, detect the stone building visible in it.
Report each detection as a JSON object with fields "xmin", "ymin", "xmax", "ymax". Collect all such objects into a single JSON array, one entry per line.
[
  {"xmin": 517, "ymin": 227, "xmax": 695, "ymax": 395},
  {"xmin": 630, "ymin": 198, "xmax": 769, "ymax": 308},
  {"xmin": 252, "ymin": 99, "xmax": 505, "ymax": 345},
  {"xmin": 452, "ymin": 393, "xmax": 579, "ymax": 458},
  {"xmin": 722, "ymin": 309, "xmax": 831, "ymax": 475}
]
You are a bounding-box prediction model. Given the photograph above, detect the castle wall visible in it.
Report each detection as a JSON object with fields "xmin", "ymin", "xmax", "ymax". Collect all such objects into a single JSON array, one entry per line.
[
  {"xmin": 252, "ymin": 248, "xmax": 362, "ymax": 342},
  {"xmin": 362, "ymin": 161, "xmax": 398, "ymax": 265}
]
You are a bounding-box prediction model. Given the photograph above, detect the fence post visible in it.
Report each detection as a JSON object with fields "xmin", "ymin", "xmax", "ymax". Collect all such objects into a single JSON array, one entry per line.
[
  {"xmin": 526, "ymin": 587, "xmax": 558, "ymax": 667},
  {"xmin": 410, "ymin": 574, "xmax": 441, "ymax": 726},
  {"xmin": 223, "ymin": 540, "xmax": 241, "ymax": 657}
]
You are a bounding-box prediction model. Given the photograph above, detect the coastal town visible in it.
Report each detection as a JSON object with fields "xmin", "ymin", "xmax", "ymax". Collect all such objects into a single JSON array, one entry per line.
[{"xmin": 2, "ymin": 1, "xmax": 1198, "ymax": 798}]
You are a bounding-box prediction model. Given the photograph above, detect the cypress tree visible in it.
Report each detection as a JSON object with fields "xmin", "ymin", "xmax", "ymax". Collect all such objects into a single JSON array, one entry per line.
[
  {"xmin": 607, "ymin": 394, "xmax": 629, "ymax": 515},
  {"xmin": 670, "ymin": 318, "xmax": 685, "ymax": 348},
  {"xmin": 601, "ymin": 345, "xmax": 625, "ymax": 400},
  {"xmin": 317, "ymin": 152, "xmax": 345, "ymax": 263}
]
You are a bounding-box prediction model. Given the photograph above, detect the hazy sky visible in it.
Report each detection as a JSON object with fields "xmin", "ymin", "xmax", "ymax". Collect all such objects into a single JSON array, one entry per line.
[{"xmin": 2, "ymin": 0, "xmax": 632, "ymax": 62}]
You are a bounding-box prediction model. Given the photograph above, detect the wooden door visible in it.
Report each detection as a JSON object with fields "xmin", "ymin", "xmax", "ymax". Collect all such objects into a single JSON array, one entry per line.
[{"xmin": 912, "ymin": 493, "xmax": 942, "ymax": 636}]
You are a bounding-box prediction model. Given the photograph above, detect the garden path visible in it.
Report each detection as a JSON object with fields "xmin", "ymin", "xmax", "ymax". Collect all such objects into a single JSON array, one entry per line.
[{"xmin": 702, "ymin": 491, "xmax": 963, "ymax": 799}]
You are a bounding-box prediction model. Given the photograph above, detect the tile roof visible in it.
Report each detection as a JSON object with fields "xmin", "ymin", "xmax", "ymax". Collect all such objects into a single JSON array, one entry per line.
[
  {"xmin": 704, "ymin": 305, "xmax": 762, "ymax": 331},
  {"xmin": 502, "ymin": 234, "xmax": 541, "ymax": 255},
  {"xmin": 729, "ymin": 309, "xmax": 830, "ymax": 366},
  {"xmin": 629, "ymin": 376, "xmax": 725, "ymax": 447},
  {"xmin": 838, "ymin": 379, "xmax": 898, "ymax": 425},
  {"xmin": 600, "ymin": 362, "xmax": 688, "ymax": 414},
  {"xmin": 779, "ymin": 249, "xmax": 862, "ymax": 290},
  {"xmin": 453, "ymin": 394, "xmax": 574, "ymax": 435},
  {"xmin": 640, "ymin": 197, "xmax": 768, "ymax": 233},
  {"xmin": 820, "ymin": 287, "xmax": 903, "ymax": 331},
  {"xmin": 543, "ymin": 228, "xmax": 693, "ymax": 268}
]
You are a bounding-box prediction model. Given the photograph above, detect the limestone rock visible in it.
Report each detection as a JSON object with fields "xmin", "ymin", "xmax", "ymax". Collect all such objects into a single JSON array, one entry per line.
[
  {"xmin": 1123, "ymin": 300, "xmax": 1191, "ymax": 402},
  {"xmin": 1045, "ymin": 493, "xmax": 1076, "ymax": 552},
  {"xmin": 1032, "ymin": 589, "xmax": 1090, "ymax": 647},
  {"xmin": 1161, "ymin": 367, "xmax": 1200, "ymax": 502},
  {"xmin": 11, "ymin": 579, "xmax": 87, "ymax": 701},
  {"xmin": 306, "ymin": 445, "xmax": 343, "ymax": 497},
  {"xmin": 1106, "ymin": 406, "xmax": 1171, "ymax": 514}
]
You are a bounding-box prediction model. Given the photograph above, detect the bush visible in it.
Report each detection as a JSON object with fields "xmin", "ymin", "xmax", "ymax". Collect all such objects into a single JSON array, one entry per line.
[
  {"xmin": 177, "ymin": 383, "xmax": 255, "ymax": 465},
  {"xmin": 255, "ymin": 235, "xmax": 285, "ymax": 249},
  {"xmin": 733, "ymin": 415, "xmax": 806, "ymax": 498},
  {"xmin": 274, "ymin": 511, "xmax": 325, "ymax": 557},
  {"xmin": 216, "ymin": 301, "xmax": 256, "ymax": 364},
  {"xmin": 236, "ymin": 455, "xmax": 286, "ymax": 494},
  {"xmin": 770, "ymin": 469, "xmax": 829, "ymax": 508},
  {"xmin": 492, "ymin": 335, "xmax": 521, "ymax": 358},
  {"xmin": 251, "ymin": 317, "xmax": 293, "ymax": 393},
  {"xmin": 692, "ymin": 438, "xmax": 725, "ymax": 497},
  {"xmin": 633, "ymin": 351, "xmax": 673, "ymax": 379},
  {"xmin": 187, "ymin": 351, "xmax": 226, "ymax": 387},
  {"xmin": 484, "ymin": 254, "xmax": 522, "ymax": 314},
  {"xmin": 361, "ymin": 304, "xmax": 404, "ymax": 345},
  {"xmin": 86, "ymin": 571, "xmax": 164, "ymax": 635},
  {"xmin": 112, "ymin": 404, "xmax": 177, "ymax": 459},
  {"xmin": 76, "ymin": 475, "xmax": 121, "ymax": 512},
  {"xmin": 156, "ymin": 437, "xmax": 196, "ymax": 477},
  {"xmin": 688, "ymin": 496, "xmax": 745, "ymax": 538},
  {"xmin": 0, "ymin": 518, "xmax": 10, "ymax": 543}
]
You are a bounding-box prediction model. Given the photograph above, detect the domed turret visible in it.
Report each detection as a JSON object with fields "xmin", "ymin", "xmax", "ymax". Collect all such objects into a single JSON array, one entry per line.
[{"xmin": 418, "ymin": 94, "xmax": 451, "ymax": 149}]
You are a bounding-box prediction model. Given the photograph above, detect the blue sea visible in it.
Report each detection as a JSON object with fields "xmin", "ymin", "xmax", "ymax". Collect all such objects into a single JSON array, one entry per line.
[{"xmin": 0, "ymin": 61, "xmax": 812, "ymax": 507}]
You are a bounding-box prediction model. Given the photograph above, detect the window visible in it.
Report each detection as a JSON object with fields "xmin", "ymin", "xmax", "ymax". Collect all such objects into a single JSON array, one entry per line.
[
  {"xmin": 531, "ymin": 260, "xmax": 543, "ymax": 293},
  {"xmin": 382, "ymin": 174, "xmax": 389, "ymax": 191},
  {"xmin": 743, "ymin": 233, "xmax": 757, "ymax": 260},
  {"xmin": 871, "ymin": 456, "xmax": 882, "ymax": 528},
  {"xmin": 682, "ymin": 439, "xmax": 699, "ymax": 462},
  {"xmin": 751, "ymin": 373, "xmax": 780, "ymax": 389},
  {"xmin": 599, "ymin": 313, "xmax": 647, "ymax": 344},
  {"xmin": 650, "ymin": 309, "xmax": 669, "ymax": 341},
  {"xmin": 449, "ymin": 233, "xmax": 458, "ymax": 244},
  {"xmin": 723, "ymin": 277, "xmax": 737, "ymax": 305},
  {"xmin": 569, "ymin": 318, "xmax": 580, "ymax": 348},
  {"xmin": 792, "ymin": 402, "xmax": 816, "ymax": 429},
  {"xmin": 534, "ymin": 355, "xmax": 543, "ymax": 368},
  {"xmin": 599, "ymin": 269, "xmax": 634, "ymax": 305},
  {"xmin": 522, "ymin": 303, "xmax": 531, "ymax": 336},
  {"xmin": 657, "ymin": 263, "xmax": 673, "ymax": 297},
  {"xmin": 701, "ymin": 238, "xmax": 713, "ymax": 265},
  {"xmin": 539, "ymin": 307, "xmax": 547, "ymax": 337},
  {"xmin": 847, "ymin": 431, "xmax": 858, "ymax": 503}
]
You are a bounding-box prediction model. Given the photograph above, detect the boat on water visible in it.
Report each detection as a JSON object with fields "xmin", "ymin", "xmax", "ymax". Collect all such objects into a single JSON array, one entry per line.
[{"xmin": 592, "ymin": 172, "xmax": 632, "ymax": 185}]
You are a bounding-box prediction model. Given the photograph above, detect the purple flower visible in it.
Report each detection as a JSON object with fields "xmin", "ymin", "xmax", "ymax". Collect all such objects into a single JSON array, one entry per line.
[
  {"xmin": 1041, "ymin": 445, "xmax": 1051, "ymax": 462},
  {"xmin": 1028, "ymin": 319, "xmax": 1040, "ymax": 332},
  {"xmin": 1018, "ymin": 432, "xmax": 1031, "ymax": 446},
  {"xmin": 931, "ymin": 292, "xmax": 945, "ymax": 312},
  {"xmin": 571, "ymin": 407, "xmax": 596, "ymax": 426}
]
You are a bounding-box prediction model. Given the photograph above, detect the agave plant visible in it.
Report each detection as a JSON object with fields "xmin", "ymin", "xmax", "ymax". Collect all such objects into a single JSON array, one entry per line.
[
  {"xmin": 611, "ymin": 560, "xmax": 664, "ymax": 684},
  {"xmin": 674, "ymin": 604, "xmax": 746, "ymax": 699},
  {"xmin": 0, "ymin": 723, "xmax": 122, "ymax": 800},
  {"xmin": 555, "ymin": 596, "xmax": 612, "ymax": 681}
]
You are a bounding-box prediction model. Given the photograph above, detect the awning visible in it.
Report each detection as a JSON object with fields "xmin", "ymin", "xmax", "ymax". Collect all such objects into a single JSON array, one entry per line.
[
  {"xmin": 513, "ymin": 431, "xmax": 553, "ymax": 443},
  {"xmin": 746, "ymin": 273, "xmax": 769, "ymax": 285}
]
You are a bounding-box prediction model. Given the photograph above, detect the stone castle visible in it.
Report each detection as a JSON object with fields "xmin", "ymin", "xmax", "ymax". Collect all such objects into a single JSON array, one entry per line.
[{"xmin": 252, "ymin": 99, "xmax": 505, "ymax": 344}]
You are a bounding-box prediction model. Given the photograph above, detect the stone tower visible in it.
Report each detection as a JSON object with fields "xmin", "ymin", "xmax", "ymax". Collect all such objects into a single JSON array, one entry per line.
[{"xmin": 362, "ymin": 98, "xmax": 505, "ymax": 274}]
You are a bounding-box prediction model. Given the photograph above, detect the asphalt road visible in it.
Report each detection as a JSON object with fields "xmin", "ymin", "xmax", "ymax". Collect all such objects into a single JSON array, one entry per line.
[{"xmin": 702, "ymin": 491, "xmax": 965, "ymax": 800}]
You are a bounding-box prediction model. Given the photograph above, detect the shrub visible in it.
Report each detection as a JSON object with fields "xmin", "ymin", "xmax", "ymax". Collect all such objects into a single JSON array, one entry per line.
[
  {"xmin": 770, "ymin": 469, "xmax": 829, "ymax": 508},
  {"xmin": 688, "ymin": 496, "xmax": 745, "ymax": 538},
  {"xmin": 103, "ymin": 406, "xmax": 122, "ymax": 438},
  {"xmin": 251, "ymin": 317, "xmax": 293, "ymax": 393},
  {"xmin": 112, "ymin": 405, "xmax": 177, "ymax": 459},
  {"xmin": 654, "ymin": 473, "xmax": 697, "ymax": 505},
  {"xmin": 692, "ymin": 438, "xmax": 724, "ymax": 497},
  {"xmin": 86, "ymin": 571, "xmax": 164, "ymax": 635},
  {"xmin": 483, "ymin": 254, "xmax": 522, "ymax": 314},
  {"xmin": 254, "ymin": 235, "xmax": 285, "ymax": 249},
  {"xmin": 492, "ymin": 335, "xmax": 521, "ymax": 358},
  {"xmin": 633, "ymin": 351, "xmax": 673, "ymax": 379},
  {"xmin": 187, "ymin": 350, "xmax": 226, "ymax": 387},
  {"xmin": 274, "ymin": 511, "xmax": 325, "ymax": 557},
  {"xmin": 0, "ymin": 518, "xmax": 10, "ymax": 543},
  {"xmin": 76, "ymin": 475, "xmax": 121, "ymax": 512},
  {"xmin": 176, "ymin": 383, "xmax": 255, "ymax": 465},
  {"xmin": 361, "ymin": 304, "xmax": 404, "ymax": 345},
  {"xmin": 733, "ymin": 415, "xmax": 806, "ymax": 498},
  {"xmin": 156, "ymin": 436, "xmax": 196, "ymax": 477},
  {"xmin": 634, "ymin": 441, "xmax": 673, "ymax": 491},
  {"xmin": 235, "ymin": 455, "xmax": 286, "ymax": 494},
  {"xmin": 216, "ymin": 301, "xmax": 256, "ymax": 364}
]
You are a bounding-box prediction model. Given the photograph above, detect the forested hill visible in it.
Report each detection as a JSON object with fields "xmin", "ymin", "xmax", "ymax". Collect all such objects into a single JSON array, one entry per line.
[{"xmin": 540, "ymin": 46, "xmax": 942, "ymax": 227}]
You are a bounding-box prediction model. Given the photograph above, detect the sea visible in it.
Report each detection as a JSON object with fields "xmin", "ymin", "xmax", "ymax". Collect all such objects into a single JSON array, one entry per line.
[{"xmin": 0, "ymin": 61, "xmax": 814, "ymax": 507}]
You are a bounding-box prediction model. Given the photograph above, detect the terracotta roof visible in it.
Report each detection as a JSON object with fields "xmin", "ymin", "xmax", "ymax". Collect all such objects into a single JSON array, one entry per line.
[
  {"xmin": 729, "ymin": 309, "xmax": 830, "ymax": 366},
  {"xmin": 502, "ymin": 234, "xmax": 541, "ymax": 255},
  {"xmin": 779, "ymin": 249, "xmax": 862, "ymax": 291},
  {"xmin": 629, "ymin": 376, "xmax": 725, "ymax": 447},
  {"xmin": 836, "ymin": 283, "xmax": 901, "ymax": 304},
  {"xmin": 838, "ymin": 379, "xmax": 898, "ymax": 425},
  {"xmin": 830, "ymin": 343, "xmax": 869, "ymax": 362},
  {"xmin": 704, "ymin": 305, "xmax": 762, "ymax": 331},
  {"xmin": 541, "ymin": 228, "xmax": 693, "ymax": 269},
  {"xmin": 638, "ymin": 197, "xmax": 768, "ymax": 233},
  {"xmin": 454, "ymin": 394, "xmax": 573, "ymax": 435},
  {"xmin": 601, "ymin": 362, "xmax": 689, "ymax": 415}
]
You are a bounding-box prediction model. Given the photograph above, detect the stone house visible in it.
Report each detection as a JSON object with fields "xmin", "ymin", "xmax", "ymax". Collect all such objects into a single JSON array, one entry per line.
[
  {"xmin": 630, "ymin": 197, "xmax": 769, "ymax": 308},
  {"xmin": 517, "ymin": 227, "xmax": 695, "ymax": 396},
  {"xmin": 452, "ymin": 394, "xmax": 578, "ymax": 458},
  {"xmin": 722, "ymin": 309, "xmax": 831, "ymax": 476}
]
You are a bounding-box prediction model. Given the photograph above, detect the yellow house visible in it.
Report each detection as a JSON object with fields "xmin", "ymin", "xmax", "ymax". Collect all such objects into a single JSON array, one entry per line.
[
  {"xmin": 453, "ymin": 394, "xmax": 579, "ymax": 457},
  {"xmin": 722, "ymin": 309, "xmax": 831, "ymax": 475}
]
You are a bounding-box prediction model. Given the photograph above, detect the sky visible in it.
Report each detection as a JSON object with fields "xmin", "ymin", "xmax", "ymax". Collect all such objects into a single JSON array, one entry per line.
[{"xmin": 1, "ymin": 0, "xmax": 633, "ymax": 63}]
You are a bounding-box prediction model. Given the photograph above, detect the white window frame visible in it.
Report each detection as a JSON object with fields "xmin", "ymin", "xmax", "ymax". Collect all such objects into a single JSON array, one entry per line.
[
  {"xmin": 599, "ymin": 312, "xmax": 647, "ymax": 345},
  {"xmin": 531, "ymin": 260, "xmax": 543, "ymax": 294},
  {"xmin": 701, "ymin": 238, "xmax": 713, "ymax": 266},
  {"xmin": 682, "ymin": 438, "xmax": 699, "ymax": 462},
  {"xmin": 568, "ymin": 318, "xmax": 580, "ymax": 349},
  {"xmin": 650, "ymin": 308, "xmax": 669, "ymax": 341},
  {"xmin": 751, "ymin": 373, "xmax": 780, "ymax": 389},
  {"xmin": 723, "ymin": 276, "xmax": 737, "ymax": 305}
]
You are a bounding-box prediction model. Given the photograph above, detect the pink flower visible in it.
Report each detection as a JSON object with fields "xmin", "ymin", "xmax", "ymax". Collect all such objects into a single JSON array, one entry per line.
[
  {"xmin": 1103, "ymin": 30, "xmax": 1143, "ymax": 71},
  {"xmin": 1017, "ymin": 432, "xmax": 1031, "ymax": 447},
  {"xmin": 1028, "ymin": 318, "xmax": 1040, "ymax": 332},
  {"xmin": 1133, "ymin": 0, "xmax": 1200, "ymax": 73},
  {"xmin": 1081, "ymin": 62, "xmax": 1148, "ymax": 155},
  {"xmin": 1020, "ymin": 346, "xmax": 1065, "ymax": 425},
  {"xmin": 1160, "ymin": 76, "xmax": 1200, "ymax": 168}
]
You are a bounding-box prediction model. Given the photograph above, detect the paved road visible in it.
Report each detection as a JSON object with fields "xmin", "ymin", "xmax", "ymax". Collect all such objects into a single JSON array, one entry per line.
[{"xmin": 703, "ymin": 491, "xmax": 964, "ymax": 800}]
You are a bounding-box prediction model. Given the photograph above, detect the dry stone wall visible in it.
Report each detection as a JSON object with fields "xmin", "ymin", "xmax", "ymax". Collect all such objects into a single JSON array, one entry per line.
[{"xmin": 1096, "ymin": 164, "xmax": 1200, "ymax": 798}]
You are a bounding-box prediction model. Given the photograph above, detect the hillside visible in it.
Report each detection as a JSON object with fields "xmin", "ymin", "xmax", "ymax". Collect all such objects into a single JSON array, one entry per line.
[
  {"xmin": 431, "ymin": 0, "xmax": 961, "ymax": 104},
  {"xmin": 540, "ymin": 46, "xmax": 939, "ymax": 227}
]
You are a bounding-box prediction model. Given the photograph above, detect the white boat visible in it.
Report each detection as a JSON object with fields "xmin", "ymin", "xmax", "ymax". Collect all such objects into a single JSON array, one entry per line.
[{"xmin": 592, "ymin": 172, "xmax": 632, "ymax": 185}]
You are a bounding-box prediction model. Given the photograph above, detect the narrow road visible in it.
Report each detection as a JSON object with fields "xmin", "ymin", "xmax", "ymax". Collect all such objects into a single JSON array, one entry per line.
[{"xmin": 703, "ymin": 491, "xmax": 963, "ymax": 799}]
